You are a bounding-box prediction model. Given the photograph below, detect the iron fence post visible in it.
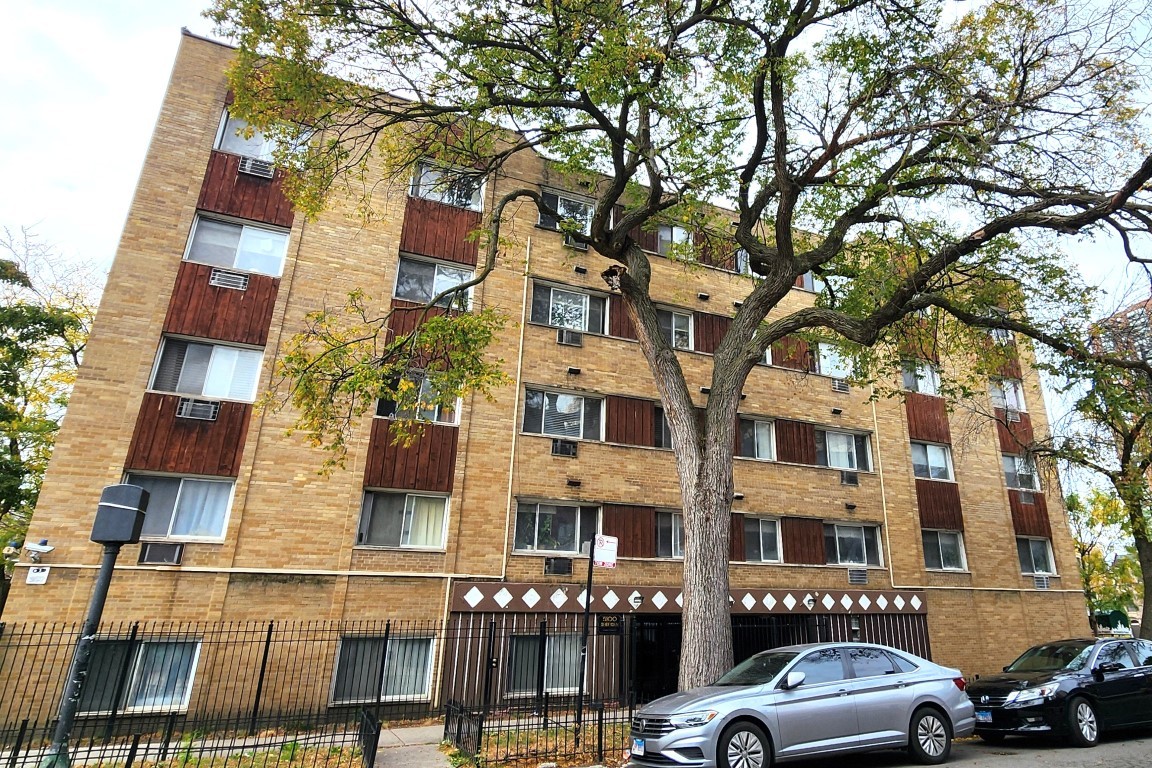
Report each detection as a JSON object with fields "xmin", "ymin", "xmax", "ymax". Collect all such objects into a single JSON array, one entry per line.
[
  {"xmin": 478, "ymin": 619, "xmax": 496, "ymax": 756},
  {"xmin": 535, "ymin": 620, "xmax": 547, "ymax": 714},
  {"xmin": 7, "ymin": 719, "xmax": 28, "ymax": 768},
  {"xmin": 374, "ymin": 620, "xmax": 392, "ymax": 719},
  {"xmin": 104, "ymin": 622, "xmax": 140, "ymax": 738},
  {"xmin": 248, "ymin": 621, "xmax": 276, "ymax": 735}
]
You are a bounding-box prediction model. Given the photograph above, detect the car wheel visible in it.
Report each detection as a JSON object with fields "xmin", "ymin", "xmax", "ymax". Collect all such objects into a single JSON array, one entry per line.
[
  {"xmin": 718, "ymin": 721, "xmax": 771, "ymax": 768},
  {"xmin": 908, "ymin": 707, "xmax": 952, "ymax": 765},
  {"xmin": 978, "ymin": 732, "xmax": 1006, "ymax": 745},
  {"xmin": 1065, "ymin": 696, "xmax": 1099, "ymax": 747}
]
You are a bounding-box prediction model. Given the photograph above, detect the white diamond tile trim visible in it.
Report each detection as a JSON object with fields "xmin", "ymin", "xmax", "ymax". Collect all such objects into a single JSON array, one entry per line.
[
  {"xmin": 629, "ymin": 591, "xmax": 644, "ymax": 609},
  {"xmin": 602, "ymin": 590, "xmax": 620, "ymax": 609},
  {"xmin": 675, "ymin": 592, "xmax": 684, "ymax": 607},
  {"xmin": 783, "ymin": 593, "xmax": 797, "ymax": 611},
  {"xmin": 894, "ymin": 595, "xmax": 906, "ymax": 610},
  {"xmin": 803, "ymin": 593, "xmax": 815, "ymax": 611},
  {"xmin": 822, "ymin": 593, "xmax": 836, "ymax": 610},
  {"xmin": 840, "ymin": 594, "xmax": 854, "ymax": 610},
  {"xmin": 652, "ymin": 591, "xmax": 668, "ymax": 609},
  {"xmin": 763, "ymin": 594, "xmax": 777, "ymax": 610},
  {"xmin": 876, "ymin": 595, "xmax": 888, "ymax": 610},
  {"xmin": 742, "ymin": 593, "xmax": 756, "ymax": 610},
  {"xmin": 522, "ymin": 588, "xmax": 540, "ymax": 608},
  {"xmin": 551, "ymin": 589, "xmax": 568, "ymax": 609},
  {"xmin": 858, "ymin": 595, "xmax": 871, "ymax": 611},
  {"xmin": 494, "ymin": 588, "xmax": 513, "ymax": 608},
  {"xmin": 463, "ymin": 587, "xmax": 485, "ymax": 608},
  {"xmin": 910, "ymin": 595, "xmax": 922, "ymax": 610},
  {"xmin": 577, "ymin": 589, "xmax": 589, "ymax": 608}
]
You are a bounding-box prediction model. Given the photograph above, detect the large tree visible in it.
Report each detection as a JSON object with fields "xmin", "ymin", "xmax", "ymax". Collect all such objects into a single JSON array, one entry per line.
[
  {"xmin": 212, "ymin": 0, "xmax": 1152, "ymax": 687},
  {"xmin": 1066, "ymin": 491, "xmax": 1143, "ymax": 634}
]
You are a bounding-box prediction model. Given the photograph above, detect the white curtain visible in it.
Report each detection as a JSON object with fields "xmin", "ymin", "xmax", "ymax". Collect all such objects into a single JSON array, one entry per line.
[
  {"xmin": 171, "ymin": 479, "xmax": 232, "ymax": 537},
  {"xmin": 826, "ymin": 432, "xmax": 856, "ymax": 469},
  {"xmin": 403, "ymin": 496, "xmax": 445, "ymax": 547}
]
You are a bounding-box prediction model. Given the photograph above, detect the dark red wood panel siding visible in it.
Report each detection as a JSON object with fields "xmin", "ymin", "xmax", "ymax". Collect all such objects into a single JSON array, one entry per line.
[
  {"xmin": 163, "ymin": 261, "xmax": 279, "ymax": 346},
  {"xmin": 693, "ymin": 231, "xmax": 739, "ymax": 271},
  {"xmin": 730, "ymin": 513, "xmax": 746, "ymax": 561},
  {"xmin": 905, "ymin": 393, "xmax": 951, "ymax": 444},
  {"xmin": 197, "ymin": 151, "xmax": 295, "ymax": 228},
  {"xmin": 400, "ymin": 196, "xmax": 481, "ymax": 266},
  {"xmin": 387, "ymin": 299, "xmax": 449, "ymax": 340},
  {"xmin": 694, "ymin": 312, "xmax": 731, "ymax": 354},
  {"xmin": 608, "ymin": 294, "xmax": 638, "ymax": 339},
  {"xmin": 775, "ymin": 420, "xmax": 817, "ymax": 465},
  {"xmin": 125, "ymin": 392, "xmax": 251, "ymax": 477},
  {"xmin": 781, "ymin": 517, "xmax": 825, "ymax": 565},
  {"xmin": 915, "ymin": 479, "xmax": 964, "ymax": 530},
  {"xmin": 1009, "ymin": 490, "xmax": 1052, "ymax": 537},
  {"xmin": 363, "ymin": 419, "xmax": 459, "ymax": 492},
  {"xmin": 605, "ymin": 396, "xmax": 656, "ymax": 446},
  {"xmin": 601, "ymin": 504, "xmax": 656, "ymax": 558},
  {"xmin": 995, "ymin": 409, "xmax": 1035, "ymax": 452},
  {"xmin": 997, "ymin": 352, "xmax": 1023, "ymax": 380},
  {"xmin": 630, "ymin": 226, "xmax": 659, "ymax": 253},
  {"xmin": 772, "ymin": 336, "xmax": 813, "ymax": 371}
]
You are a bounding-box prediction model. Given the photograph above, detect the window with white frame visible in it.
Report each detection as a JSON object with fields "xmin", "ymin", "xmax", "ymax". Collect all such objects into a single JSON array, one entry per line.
[
  {"xmin": 514, "ymin": 502, "xmax": 598, "ymax": 553},
  {"xmin": 358, "ymin": 492, "xmax": 448, "ymax": 549},
  {"xmin": 79, "ymin": 640, "xmax": 200, "ymax": 714},
  {"xmin": 1003, "ymin": 454, "xmax": 1040, "ymax": 491},
  {"xmin": 332, "ymin": 636, "xmax": 434, "ymax": 703},
  {"xmin": 394, "ymin": 255, "xmax": 473, "ymax": 308},
  {"xmin": 538, "ymin": 192, "xmax": 593, "ymax": 240},
  {"xmin": 507, "ymin": 633, "xmax": 581, "ymax": 695},
  {"xmin": 796, "ymin": 271, "xmax": 816, "ymax": 291},
  {"xmin": 910, "ymin": 442, "xmax": 954, "ymax": 481},
  {"xmin": 151, "ymin": 338, "xmax": 263, "ymax": 402},
  {"xmin": 901, "ymin": 359, "xmax": 941, "ymax": 396},
  {"xmin": 816, "ymin": 342, "xmax": 851, "ymax": 379},
  {"xmin": 657, "ymin": 225, "xmax": 691, "ymax": 256},
  {"xmin": 657, "ymin": 308, "xmax": 692, "ymax": 350},
  {"xmin": 989, "ymin": 378, "xmax": 1027, "ymax": 412},
  {"xmin": 824, "ymin": 523, "xmax": 882, "ymax": 566},
  {"xmin": 743, "ymin": 517, "xmax": 781, "ymax": 562},
  {"xmin": 410, "ymin": 160, "xmax": 483, "ymax": 211},
  {"xmin": 816, "ymin": 430, "xmax": 871, "ymax": 471},
  {"xmin": 922, "ymin": 530, "xmax": 966, "ymax": 571},
  {"xmin": 376, "ymin": 372, "xmax": 457, "ymax": 424},
  {"xmin": 185, "ymin": 216, "xmax": 289, "ymax": 277},
  {"xmin": 734, "ymin": 249, "xmax": 752, "ymax": 276},
  {"xmin": 656, "ymin": 510, "xmax": 684, "ymax": 558},
  {"xmin": 523, "ymin": 389, "xmax": 603, "ymax": 440},
  {"xmin": 989, "ymin": 327, "xmax": 1014, "ymax": 345},
  {"xmin": 125, "ymin": 474, "xmax": 233, "ymax": 540},
  {"xmin": 1016, "ymin": 536, "xmax": 1055, "ymax": 575},
  {"xmin": 738, "ymin": 418, "xmax": 774, "ymax": 460},
  {"xmin": 215, "ymin": 111, "xmax": 276, "ymax": 159},
  {"xmin": 530, "ymin": 283, "xmax": 607, "ymax": 333}
]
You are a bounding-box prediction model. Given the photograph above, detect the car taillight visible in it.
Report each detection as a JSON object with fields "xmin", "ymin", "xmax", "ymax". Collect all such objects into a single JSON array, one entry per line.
[{"xmin": 952, "ymin": 677, "xmax": 967, "ymax": 691}]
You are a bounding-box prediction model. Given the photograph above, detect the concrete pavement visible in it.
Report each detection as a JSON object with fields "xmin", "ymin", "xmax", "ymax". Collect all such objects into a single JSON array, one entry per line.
[{"xmin": 374, "ymin": 724, "xmax": 452, "ymax": 768}]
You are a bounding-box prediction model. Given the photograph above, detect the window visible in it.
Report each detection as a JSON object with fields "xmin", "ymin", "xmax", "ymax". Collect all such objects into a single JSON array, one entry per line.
[
  {"xmin": 657, "ymin": 309, "xmax": 692, "ymax": 349},
  {"xmin": 515, "ymin": 502, "xmax": 598, "ymax": 553},
  {"xmin": 410, "ymin": 160, "xmax": 483, "ymax": 211},
  {"xmin": 816, "ymin": 343, "xmax": 851, "ymax": 379},
  {"xmin": 1003, "ymin": 454, "xmax": 1040, "ymax": 491},
  {"xmin": 796, "ymin": 271, "xmax": 816, "ymax": 291},
  {"xmin": 654, "ymin": 406, "xmax": 674, "ymax": 449},
  {"xmin": 902, "ymin": 360, "xmax": 941, "ymax": 396},
  {"xmin": 734, "ymin": 249, "xmax": 752, "ymax": 276},
  {"xmin": 1095, "ymin": 642, "xmax": 1136, "ymax": 670},
  {"xmin": 989, "ymin": 378, "xmax": 1027, "ymax": 412},
  {"xmin": 394, "ymin": 256, "xmax": 473, "ymax": 308},
  {"xmin": 656, "ymin": 511, "xmax": 684, "ymax": 558},
  {"xmin": 824, "ymin": 524, "xmax": 881, "ymax": 566},
  {"xmin": 523, "ymin": 389, "xmax": 603, "ymax": 440},
  {"xmin": 185, "ymin": 216, "xmax": 289, "ymax": 277},
  {"xmin": 358, "ymin": 492, "xmax": 448, "ymax": 549},
  {"xmin": 538, "ymin": 192, "xmax": 593, "ymax": 241},
  {"xmin": 922, "ymin": 530, "xmax": 966, "ymax": 571},
  {"xmin": 846, "ymin": 647, "xmax": 896, "ymax": 678},
  {"xmin": 738, "ymin": 418, "xmax": 774, "ymax": 460},
  {"xmin": 126, "ymin": 474, "xmax": 233, "ymax": 540},
  {"xmin": 376, "ymin": 372, "xmax": 457, "ymax": 424},
  {"xmin": 79, "ymin": 640, "xmax": 200, "ymax": 713},
  {"xmin": 910, "ymin": 442, "xmax": 953, "ymax": 481},
  {"xmin": 530, "ymin": 283, "xmax": 607, "ymax": 333},
  {"xmin": 150, "ymin": 338, "xmax": 263, "ymax": 401},
  {"xmin": 790, "ymin": 648, "xmax": 848, "ymax": 686},
  {"xmin": 657, "ymin": 225, "xmax": 691, "ymax": 256},
  {"xmin": 816, "ymin": 430, "xmax": 871, "ymax": 471},
  {"xmin": 1016, "ymin": 537, "xmax": 1055, "ymax": 575},
  {"xmin": 1131, "ymin": 639, "xmax": 1152, "ymax": 667},
  {"xmin": 507, "ymin": 633, "xmax": 580, "ymax": 694},
  {"xmin": 332, "ymin": 636, "xmax": 434, "ymax": 703},
  {"xmin": 215, "ymin": 111, "xmax": 275, "ymax": 159},
  {"xmin": 989, "ymin": 327, "xmax": 1014, "ymax": 345},
  {"xmin": 743, "ymin": 517, "xmax": 780, "ymax": 562}
]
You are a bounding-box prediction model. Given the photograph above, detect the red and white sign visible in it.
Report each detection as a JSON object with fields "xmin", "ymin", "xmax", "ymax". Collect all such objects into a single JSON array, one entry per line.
[{"xmin": 593, "ymin": 534, "xmax": 618, "ymax": 568}]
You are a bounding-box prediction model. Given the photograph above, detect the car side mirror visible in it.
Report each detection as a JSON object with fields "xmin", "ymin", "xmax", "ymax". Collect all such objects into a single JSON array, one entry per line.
[
  {"xmin": 1002, "ymin": 666, "xmax": 1010, "ymax": 672},
  {"xmin": 1094, "ymin": 662, "xmax": 1124, "ymax": 675},
  {"xmin": 780, "ymin": 671, "xmax": 806, "ymax": 690}
]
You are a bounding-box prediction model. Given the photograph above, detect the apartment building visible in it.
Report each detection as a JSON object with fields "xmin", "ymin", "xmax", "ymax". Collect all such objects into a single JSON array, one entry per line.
[{"xmin": 3, "ymin": 31, "xmax": 1087, "ymax": 715}]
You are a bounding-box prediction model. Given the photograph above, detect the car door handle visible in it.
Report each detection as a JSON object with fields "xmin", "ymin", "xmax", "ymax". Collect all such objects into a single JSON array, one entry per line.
[
  {"xmin": 897, "ymin": 681, "xmax": 908, "ymax": 688},
  {"xmin": 838, "ymin": 689, "xmax": 850, "ymax": 697}
]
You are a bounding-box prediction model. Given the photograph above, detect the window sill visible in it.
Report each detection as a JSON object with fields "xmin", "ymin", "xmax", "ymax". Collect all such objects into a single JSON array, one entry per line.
[
  {"xmin": 330, "ymin": 694, "xmax": 431, "ymax": 707},
  {"xmin": 146, "ymin": 388, "xmax": 257, "ymax": 405},
  {"xmin": 373, "ymin": 414, "xmax": 460, "ymax": 427},
  {"xmin": 139, "ymin": 537, "xmax": 224, "ymax": 545},
  {"xmin": 924, "ymin": 567, "xmax": 970, "ymax": 574},
  {"xmin": 354, "ymin": 545, "xmax": 447, "ymax": 553},
  {"xmin": 914, "ymin": 476, "xmax": 957, "ymax": 484},
  {"xmin": 182, "ymin": 257, "xmax": 283, "ymax": 280},
  {"xmin": 1022, "ymin": 572, "xmax": 1059, "ymax": 578},
  {"xmin": 408, "ymin": 191, "xmax": 483, "ymax": 214},
  {"xmin": 511, "ymin": 549, "xmax": 585, "ymax": 557}
]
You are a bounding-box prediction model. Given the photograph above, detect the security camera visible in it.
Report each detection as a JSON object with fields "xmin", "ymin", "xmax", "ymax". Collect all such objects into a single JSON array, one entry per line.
[{"xmin": 24, "ymin": 540, "xmax": 55, "ymax": 554}]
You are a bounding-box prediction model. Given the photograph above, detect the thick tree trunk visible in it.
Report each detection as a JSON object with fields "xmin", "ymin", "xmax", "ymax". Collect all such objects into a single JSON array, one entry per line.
[{"xmin": 1132, "ymin": 528, "xmax": 1152, "ymax": 640}]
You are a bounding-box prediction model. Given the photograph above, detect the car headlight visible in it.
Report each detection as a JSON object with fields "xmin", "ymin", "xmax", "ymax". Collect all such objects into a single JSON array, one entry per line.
[
  {"xmin": 1005, "ymin": 683, "xmax": 1060, "ymax": 707},
  {"xmin": 669, "ymin": 710, "xmax": 718, "ymax": 729}
]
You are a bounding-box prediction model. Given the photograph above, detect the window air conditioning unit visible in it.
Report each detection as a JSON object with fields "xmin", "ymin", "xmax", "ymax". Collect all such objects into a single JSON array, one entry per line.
[
  {"xmin": 840, "ymin": 471, "xmax": 860, "ymax": 486},
  {"xmin": 545, "ymin": 557, "xmax": 573, "ymax": 576},
  {"xmin": 1033, "ymin": 575, "xmax": 1051, "ymax": 590},
  {"xmin": 209, "ymin": 268, "xmax": 250, "ymax": 291},
  {"xmin": 831, "ymin": 378, "xmax": 850, "ymax": 394},
  {"xmin": 1006, "ymin": 408, "xmax": 1021, "ymax": 423},
  {"xmin": 564, "ymin": 233, "xmax": 589, "ymax": 250},
  {"xmin": 557, "ymin": 328, "xmax": 584, "ymax": 347},
  {"xmin": 552, "ymin": 439, "xmax": 578, "ymax": 457},
  {"xmin": 848, "ymin": 569, "xmax": 868, "ymax": 585},
  {"xmin": 238, "ymin": 156, "xmax": 275, "ymax": 179},
  {"xmin": 176, "ymin": 398, "xmax": 222, "ymax": 421},
  {"xmin": 139, "ymin": 542, "xmax": 184, "ymax": 565}
]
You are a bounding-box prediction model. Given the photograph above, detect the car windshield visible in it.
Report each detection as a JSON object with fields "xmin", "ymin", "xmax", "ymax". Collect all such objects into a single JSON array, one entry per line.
[
  {"xmin": 713, "ymin": 651, "xmax": 798, "ymax": 686},
  {"xmin": 1004, "ymin": 642, "xmax": 1094, "ymax": 673}
]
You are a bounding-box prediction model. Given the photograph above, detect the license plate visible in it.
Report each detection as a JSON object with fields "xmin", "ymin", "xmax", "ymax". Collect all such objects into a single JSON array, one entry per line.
[
  {"xmin": 631, "ymin": 738, "xmax": 646, "ymax": 756},
  {"xmin": 976, "ymin": 710, "xmax": 993, "ymax": 723}
]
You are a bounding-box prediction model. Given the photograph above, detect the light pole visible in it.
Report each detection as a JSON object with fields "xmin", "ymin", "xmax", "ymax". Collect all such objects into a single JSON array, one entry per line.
[{"xmin": 41, "ymin": 484, "xmax": 148, "ymax": 768}]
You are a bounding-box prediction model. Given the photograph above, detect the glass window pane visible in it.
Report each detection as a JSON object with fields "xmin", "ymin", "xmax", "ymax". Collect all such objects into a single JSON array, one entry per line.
[
  {"xmin": 543, "ymin": 393, "xmax": 583, "ymax": 437},
  {"xmin": 79, "ymin": 641, "xmax": 132, "ymax": 713},
  {"xmin": 333, "ymin": 638, "xmax": 384, "ymax": 703},
  {"xmin": 382, "ymin": 638, "xmax": 432, "ymax": 699},
  {"xmin": 1016, "ymin": 538, "xmax": 1032, "ymax": 572},
  {"xmin": 826, "ymin": 433, "xmax": 856, "ymax": 469},
  {"xmin": 218, "ymin": 115, "xmax": 269, "ymax": 157},
  {"xmin": 174, "ymin": 343, "xmax": 213, "ymax": 395},
  {"xmin": 235, "ymin": 226, "xmax": 287, "ymax": 276},
  {"xmin": 1003, "ymin": 456, "xmax": 1020, "ymax": 488},
  {"xmin": 837, "ymin": 526, "xmax": 865, "ymax": 564},
  {"xmin": 864, "ymin": 526, "xmax": 880, "ymax": 565},
  {"xmin": 848, "ymin": 647, "xmax": 894, "ymax": 678},
  {"xmin": 433, "ymin": 264, "xmax": 473, "ymax": 307},
  {"xmin": 754, "ymin": 421, "xmax": 772, "ymax": 459},
  {"xmin": 743, "ymin": 517, "xmax": 763, "ymax": 561},
  {"xmin": 761, "ymin": 519, "xmax": 779, "ymax": 561},
  {"xmin": 672, "ymin": 314, "xmax": 690, "ymax": 349},
  {"xmin": 129, "ymin": 475, "xmax": 179, "ymax": 538},
  {"xmin": 911, "ymin": 443, "xmax": 929, "ymax": 478},
  {"xmin": 187, "ymin": 219, "xmax": 241, "ymax": 267},
  {"xmin": 672, "ymin": 513, "xmax": 684, "ymax": 558},
  {"xmin": 395, "ymin": 258, "xmax": 436, "ymax": 302},
  {"xmin": 928, "ymin": 445, "xmax": 951, "ymax": 480},
  {"xmin": 126, "ymin": 641, "xmax": 198, "ymax": 710},
  {"xmin": 507, "ymin": 636, "xmax": 541, "ymax": 694},
  {"xmin": 537, "ymin": 504, "xmax": 578, "ymax": 551},
  {"xmin": 364, "ymin": 493, "xmax": 405, "ymax": 546},
  {"xmin": 546, "ymin": 633, "xmax": 581, "ymax": 690},
  {"xmin": 550, "ymin": 289, "xmax": 587, "ymax": 330},
  {"xmin": 523, "ymin": 389, "xmax": 544, "ymax": 433},
  {"xmin": 922, "ymin": 531, "xmax": 943, "ymax": 569},
  {"xmin": 587, "ymin": 295, "xmax": 606, "ymax": 334},
  {"xmin": 1030, "ymin": 539, "xmax": 1052, "ymax": 573},
  {"xmin": 530, "ymin": 283, "xmax": 551, "ymax": 323},
  {"xmin": 515, "ymin": 504, "xmax": 538, "ymax": 550},
  {"xmin": 583, "ymin": 397, "xmax": 602, "ymax": 440},
  {"xmin": 170, "ymin": 479, "xmax": 231, "ymax": 537},
  {"xmin": 402, "ymin": 496, "xmax": 446, "ymax": 547},
  {"xmin": 939, "ymin": 532, "xmax": 963, "ymax": 569},
  {"xmin": 793, "ymin": 649, "xmax": 847, "ymax": 685}
]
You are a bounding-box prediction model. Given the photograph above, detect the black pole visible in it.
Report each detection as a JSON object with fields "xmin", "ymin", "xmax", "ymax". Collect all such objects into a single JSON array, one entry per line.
[
  {"xmin": 535, "ymin": 620, "xmax": 547, "ymax": 714},
  {"xmin": 574, "ymin": 535, "xmax": 595, "ymax": 747},
  {"xmin": 248, "ymin": 621, "xmax": 276, "ymax": 735},
  {"xmin": 41, "ymin": 543, "xmax": 123, "ymax": 768}
]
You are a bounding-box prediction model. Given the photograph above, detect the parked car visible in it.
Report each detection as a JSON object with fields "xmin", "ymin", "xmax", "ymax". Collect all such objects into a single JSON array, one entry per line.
[
  {"xmin": 628, "ymin": 642, "xmax": 975, "ymax": 768},
  {"xmin": 966, "ymin": 637, "xmax": 1152, "ymax": 747}
]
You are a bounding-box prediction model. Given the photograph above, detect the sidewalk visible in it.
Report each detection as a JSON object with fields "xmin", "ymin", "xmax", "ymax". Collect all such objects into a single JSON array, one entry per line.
[{"xmin": 375, "ymin": 724, "xmax": 452, "ymax": 768}]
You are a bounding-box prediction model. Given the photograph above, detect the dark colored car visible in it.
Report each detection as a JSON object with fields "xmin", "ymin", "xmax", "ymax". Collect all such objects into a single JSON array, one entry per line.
[{"xmin": 965, "ymin": 637, "xmax": 1152, "ymax": 747}]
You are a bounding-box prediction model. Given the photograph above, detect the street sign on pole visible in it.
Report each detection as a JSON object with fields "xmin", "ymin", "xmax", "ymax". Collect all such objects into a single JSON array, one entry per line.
[{"xmin": 593, "ymin": 534, "xmax": 618, "ymax": 568}]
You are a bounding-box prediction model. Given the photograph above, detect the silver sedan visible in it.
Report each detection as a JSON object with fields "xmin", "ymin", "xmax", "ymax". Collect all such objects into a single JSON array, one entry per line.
[{"xmin": 628, "ymin": 642, "xmax": 975, "ymax": 768}]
